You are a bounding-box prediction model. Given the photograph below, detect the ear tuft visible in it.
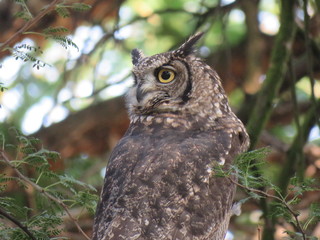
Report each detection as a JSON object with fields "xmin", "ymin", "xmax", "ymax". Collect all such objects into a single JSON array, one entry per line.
[
  {"xmin": 131, "ymin": 49, "xmax": 145, "ymax": 65},
  {"xmin": 173, "ymin": 32, "xmax": 204, "ymax": 58}
]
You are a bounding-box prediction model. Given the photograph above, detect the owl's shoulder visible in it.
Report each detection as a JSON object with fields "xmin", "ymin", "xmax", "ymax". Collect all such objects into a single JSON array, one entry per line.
[{"xmin": 108, "ymin": 120, "xmax": 243, "ymax": 171}]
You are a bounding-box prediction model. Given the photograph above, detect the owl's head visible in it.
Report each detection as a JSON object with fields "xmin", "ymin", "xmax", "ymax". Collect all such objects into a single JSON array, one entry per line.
[{"xmin": 127, "ymin": 32, "xmax": 231, "ymax": 125}]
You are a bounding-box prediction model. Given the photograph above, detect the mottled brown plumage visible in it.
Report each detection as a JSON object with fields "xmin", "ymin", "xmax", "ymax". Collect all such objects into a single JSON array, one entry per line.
[{"xmin": 93, "ymin": 32, "xmax": 249, "ymax": 240}]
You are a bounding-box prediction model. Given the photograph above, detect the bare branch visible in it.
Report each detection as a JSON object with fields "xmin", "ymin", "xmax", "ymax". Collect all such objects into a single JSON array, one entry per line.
[{"xmin": 246, "ymin": 0, "xmax": 296, "ymax": 149}]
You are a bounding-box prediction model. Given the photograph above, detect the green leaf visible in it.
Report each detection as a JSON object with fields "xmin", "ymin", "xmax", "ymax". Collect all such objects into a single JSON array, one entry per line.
[
  {"xmin": 234, "ymin": 147, "xmax": 270, "ymax": 189},
  {"xmin": 58, "ymin": 174, "xmax": 96, "ymax": 192},
  {"xmin": 71, "ymin": 3, "xmax": 92, "ymax": 11},
  {"xmin": 14, "ymin": 11, "xmax": 32, "ymax": 21},
  {"xmin": 49, "ymin": 35, "xmax": 79, "ymax": 51},
  {"xmin": 269, "ymin": 201, "xmax": 293, "ymax": 223},
  {"xmin": 310, "ymin": 203, "xmax": 320, "ymax": 218},
  {"xmin": 43, "ymin": 26, "xmax": 69, "ymax": 35},
  {"xmin": 75, "ymin": 190, "xmax": 98, "ymax": 213},
  {"xmin": 55, "ymin": 6, "xmax": 70, "ymax": 18},
  {"xmin": 28, "ymin": 137, "xmax": 41, "ymax": 146},
  {"xmin": 42, "ymin": 149, "xmax": 61, "ymax": 162},
  {"xmin": 20, "ymin": 146, "xmax": 37, "ymax": 154}
]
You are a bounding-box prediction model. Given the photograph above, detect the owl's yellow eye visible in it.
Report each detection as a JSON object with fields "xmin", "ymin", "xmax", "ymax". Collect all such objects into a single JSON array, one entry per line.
[{"xmin": 157, "ymin": 69, "xmax": 176, "ymax": 83}]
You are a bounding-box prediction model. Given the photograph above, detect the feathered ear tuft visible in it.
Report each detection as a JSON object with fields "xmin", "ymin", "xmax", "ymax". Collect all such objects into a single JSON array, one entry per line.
[
  {"xmin": 173, "ymin": 32, "xmax": 204, "ymax": 58},
  {"xmin": 131, "ymin": 49, "xmax": 145, "ymax": 66}
]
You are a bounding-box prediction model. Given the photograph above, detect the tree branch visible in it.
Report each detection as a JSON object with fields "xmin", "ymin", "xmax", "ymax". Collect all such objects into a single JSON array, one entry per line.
[
  {"xmin": 0, "ymin": 151, "xmax": 91, "ymax": 240},
  {"xmin": 246, "ymin": 0, "xmax": 297, "ymax": 149},
  {"xmin": 228, "ymin": 177, "xmax": 306, "ymax": 240},
  {"xmin": 0, "ymin": 0, "xmax": 62, "ymax": 53},
  {"xmin": 0, "ymin": 207, "xmax": 36, "ymax": 240},
  {"xmin": 278, "ymin": 99, "xmax": 320, "ymax": 195},
  {"xmin": 240, "ymin": 0, "xmax": 264, "ymax": 94},
  {"xmin": 244, "ymin": 1, "xmax": 297, "ymax": 239}
]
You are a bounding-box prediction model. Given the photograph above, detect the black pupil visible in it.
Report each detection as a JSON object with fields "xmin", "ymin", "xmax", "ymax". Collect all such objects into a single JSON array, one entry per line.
[{"xmin": 161, "ymin": 71, "xmax": 171, "ymax": 80}]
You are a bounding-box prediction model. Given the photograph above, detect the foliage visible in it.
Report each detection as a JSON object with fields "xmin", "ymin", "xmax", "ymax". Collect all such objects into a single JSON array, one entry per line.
[
  {"xmin": 11, "ymin": 44, "xmax": 48, "ymax": 70},
  {"xmin": 213, "ymin": 148, "xmax": 320, "ymax": 240},
  {"xmin": 55, "ymin": 3, "xmax": 92, "ymax": 18},
  {"xmin": 0, "ymin": 0, "xmax": 90, "ymax": 70},
  {"xmin": 0, "ymin": 130, "xmax": 98, "ymax": 240},
  {"xmin": 14, "ymin": 0, "xmax": 33, "ymax": 21}
]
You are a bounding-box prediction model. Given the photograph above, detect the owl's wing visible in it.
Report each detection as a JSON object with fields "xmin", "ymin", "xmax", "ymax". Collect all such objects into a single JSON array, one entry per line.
[
  {"xmin": 169, "ymin": 128, "xmax": 244, "ymax": 240},
  {"xmin": 93, "ymin": 126, "xmax": 244, "ymax": 240},
  {"xmin": 92, "ymin": 134, "xmax": 141, "ymax": 240}
]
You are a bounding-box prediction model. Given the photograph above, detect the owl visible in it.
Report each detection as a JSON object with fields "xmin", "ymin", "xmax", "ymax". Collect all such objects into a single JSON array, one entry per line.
[{"xmin": 92, "ymin": 32, "xmax": 249, "ymax": 240}]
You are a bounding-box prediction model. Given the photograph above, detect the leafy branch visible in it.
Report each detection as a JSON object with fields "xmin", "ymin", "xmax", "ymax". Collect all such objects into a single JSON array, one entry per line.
[
  {"xmin": 0, "ymin": 131, "xmax": 98, "ymax": 240},
  {"xmin": 0, "ymin": 0, "xmax": 62, "ymax": 54},
  {"xmin": 228, "ymin": 175, "xmax": 307, "ymax": 240},
  {"xmin": 9, "ymin": 44, "xmax": 49, "ymax": 69},
  {"xmin": 213, "ymin": 148, "xmax": 320, "ymax": 240},
  {"xmin": 25, "ymin": 26, "xmax": 79, "ymax": 51},
  {"xmin": 0, "ymin": 207, "xmax": 36, "ymax": 240},
  {"xmin": 55, "ymin": 3, "xmax": 91, "ymax": 18},
  {"xmin": 0, "ymin": 1, "xmax": 90, "ymax": 68},
  {"xmin": 0, "ymin": 151, "xmax": 91, "ymax": 240},
  {"xmin": 14, "ymin": 0, "xmax": 33, "ymax": 21}
]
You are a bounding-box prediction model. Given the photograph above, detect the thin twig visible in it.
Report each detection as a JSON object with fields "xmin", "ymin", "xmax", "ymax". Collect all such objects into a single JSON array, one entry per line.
[
  {"xmin": 228, "ymin": 177, "xmax": 307, "ymax": 240},
  {"xmin": 0, "ymin": 207, "xmax": 36, "ymax": 240},
  {"xmin": 194, "ymin": 1, "xmax": 238, "ymax": 30},
  {"xmin": 0, "ymin": 0, "xmax": 62, "ymax": 53},
  {"xmin": 0, "ymin": 151, "xmax": 91, "ymax": 240},
  {"xmin": 288, "ymin": 57, "xmax": 306, "ymax": 181}
]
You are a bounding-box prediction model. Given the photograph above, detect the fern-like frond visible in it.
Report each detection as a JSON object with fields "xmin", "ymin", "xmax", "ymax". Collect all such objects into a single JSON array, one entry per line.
[
  {"xmin": 49, "ymin": 35, "xmax": 79, "ymax": 51},
  {"xmin": 234, "ymin": 147, "xmax": 270, "ymax": 189},
  {"xmin": 1, "ymin": 131, "xmax": 98, "ymax": 240},
  {"xmin": 14, "ymin": 11, "xmax": 32, "ymax": 21},
  {"xmin": 55, "ymin": 6, "xmax": 70, "ymax": 18},
  {"xmin": 74, "ymin": 190, "xmax": 99, "ymax": 214},
  {"xmin": 13, "ymin": 0, "xmax": 33, "ymax": 21},
  {"xmin": 71, "ymin": 3, "xmax": 92, "ymax": 11},
  {"xmin": 43, "ymin": 26, "xmax": 69, "ymax": 35}
]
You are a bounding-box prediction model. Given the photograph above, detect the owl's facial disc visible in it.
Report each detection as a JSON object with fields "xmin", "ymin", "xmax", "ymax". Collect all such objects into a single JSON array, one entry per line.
[
  {"xmin": 136, "ymin": 66, "xmax": 176, "ymax": 102},
  {"xmin": 130, "ymin": 60, "xmax": 190, "ymax": 115}
]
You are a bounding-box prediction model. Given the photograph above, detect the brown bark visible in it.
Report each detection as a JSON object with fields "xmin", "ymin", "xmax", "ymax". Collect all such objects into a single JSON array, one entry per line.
[
  {"xmin": 0, "ymin": 0, "xmax": 123, "ymax": 58},
  {"xmin": 240, "ymin": 0, "xmax": 265, "ymax": 94}
]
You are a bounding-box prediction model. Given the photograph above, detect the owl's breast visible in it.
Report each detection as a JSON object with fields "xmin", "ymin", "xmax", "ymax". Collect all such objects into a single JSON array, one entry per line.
[{"xmin": 94, "ymin": 123, "xmax": 240, "ymax": 239}]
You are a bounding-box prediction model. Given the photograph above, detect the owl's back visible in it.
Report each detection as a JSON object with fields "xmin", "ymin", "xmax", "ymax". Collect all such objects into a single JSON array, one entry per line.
[{"xmin": 93, "ymin": 119, "xmax": 244, "ymax": 240}]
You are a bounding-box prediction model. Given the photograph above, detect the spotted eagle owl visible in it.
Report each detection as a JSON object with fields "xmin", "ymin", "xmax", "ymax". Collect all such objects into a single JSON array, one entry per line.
[{"xmin": 93, "ymin": 32, "xmax": 249, "ymax": 240}]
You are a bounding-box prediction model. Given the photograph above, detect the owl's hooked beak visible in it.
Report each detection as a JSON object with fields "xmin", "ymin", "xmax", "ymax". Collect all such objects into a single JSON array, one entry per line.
[
  {"xmin": 135, "ymin": 81, "xmax": 153, "ymax": 103},
  {"xmin": 134, "ymin": 83, "xmax": 169, "ymax": 112}
]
